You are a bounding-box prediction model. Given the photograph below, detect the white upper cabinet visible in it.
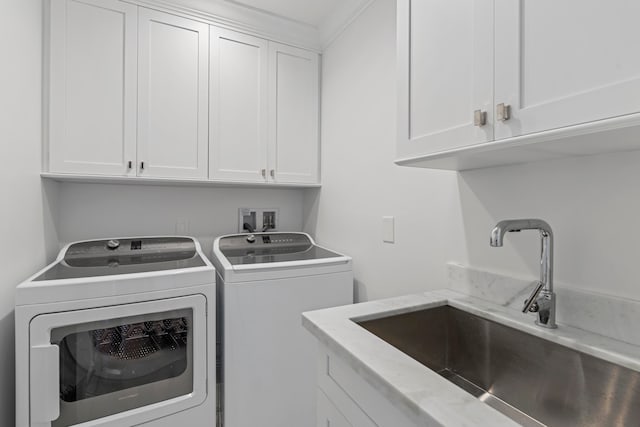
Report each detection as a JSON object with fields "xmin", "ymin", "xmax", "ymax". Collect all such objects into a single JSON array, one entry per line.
[
  {"xmin": 45, "ymin": 2, "xmax": 320, "ymax": 185},
  {"xmin": 48, "ymin": 0, "xmax": 137, "ymax": 175},
  {"xmin": 397, "ymin": 0, "xmax": 640, "ymax": 170},
  {"xmin": 209, "ymin": 28, "xmax": 268, "ymax": 182},
  {"xmin": 268, "ymin": 43, "xmax": 320, "ymax": 184},
  {"xmin": 137, "ymin": 8, "xmax": 209, "ymax": 179},
  {"xmin": 494, "ymin": 0, "xmax": 640, "ymax": 140},
  {"xmin": 397, "ymin": 0, "xmax": 494, "ymax": 159}
]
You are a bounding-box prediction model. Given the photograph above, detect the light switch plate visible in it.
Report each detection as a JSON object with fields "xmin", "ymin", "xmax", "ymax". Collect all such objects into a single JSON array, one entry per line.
[{"xmin": 382, "ymin": 216, "xmax": 395, "ymax": 243}]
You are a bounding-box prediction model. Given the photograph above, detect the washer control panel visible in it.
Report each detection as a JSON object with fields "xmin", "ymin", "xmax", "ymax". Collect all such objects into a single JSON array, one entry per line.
[{"xmin": 220, "ymin": 233, "xmax": 311, "ymax": 252}]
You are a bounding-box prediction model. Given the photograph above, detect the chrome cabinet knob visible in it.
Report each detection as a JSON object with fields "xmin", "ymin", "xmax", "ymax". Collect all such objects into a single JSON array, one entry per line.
[
  {"xmin": 497, "ymin": 103, "xmax": 511, "ymax": 122},
  {"xmin": 246, "ymin": 234, "xmax": 256, "ymax": 243},
  {"xmin": 474, "ymin": 109, "xmax": 487, "ymax": 127}
]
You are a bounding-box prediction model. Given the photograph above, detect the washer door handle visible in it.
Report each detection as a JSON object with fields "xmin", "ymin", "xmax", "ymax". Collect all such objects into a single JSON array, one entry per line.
[{"xmin": 30, "ymin": 344, "xmax": 60, "ymax": 423}]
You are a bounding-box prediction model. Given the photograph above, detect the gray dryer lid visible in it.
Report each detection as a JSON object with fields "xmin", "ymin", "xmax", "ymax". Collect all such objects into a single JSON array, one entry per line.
[{"xmin": 34, "ymin": 237, "xmax": 207, "ymax": 281}]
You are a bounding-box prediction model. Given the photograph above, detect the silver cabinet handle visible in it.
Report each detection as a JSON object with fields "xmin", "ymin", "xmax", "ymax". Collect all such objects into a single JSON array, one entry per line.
[
  {"xmin": 261, "ymin": 169, "xmax": 266, "ymax": 178},
  {"xmin": 127, "ymin": 161, "xmax": 132, "ymax": 169},
  {"xmin": 140, "ymin": 161, "xmax": 145, "ymax": 170},
  {"xmin": 474, "ymin": 110, "xmax": 487, "ymax": 127},
  {"xmin": 270, "ymin": 169, "xmax": 275, "ymax": 179},
  {"xmin": 497, "ymin": 103, "xmax": 511, "ymax": 122}
]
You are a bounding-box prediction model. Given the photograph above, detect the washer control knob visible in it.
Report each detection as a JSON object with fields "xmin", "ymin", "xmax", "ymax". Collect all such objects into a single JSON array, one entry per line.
[
  {"xmin": 106, "ymin": 239, "xmax": 120, "ymax": 250},
  {"xmin": 246, "ymin": 234, "xmax": 256, "ymax": 243}
]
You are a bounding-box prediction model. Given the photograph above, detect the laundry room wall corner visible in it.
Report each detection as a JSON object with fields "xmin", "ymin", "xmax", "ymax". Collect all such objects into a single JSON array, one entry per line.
[
  {"xmin": 304, "ymin": 0, "xmax": 465, "ymax": 302},
  {"xmin": 0, "ymin": 0, "xmax": 61, "ymax": 425}
]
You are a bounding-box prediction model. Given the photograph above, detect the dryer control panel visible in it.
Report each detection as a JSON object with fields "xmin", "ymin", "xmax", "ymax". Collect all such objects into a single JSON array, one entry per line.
[{"xmin": 34, "ymin": 237, "xmax": 206, "ymax": 281}]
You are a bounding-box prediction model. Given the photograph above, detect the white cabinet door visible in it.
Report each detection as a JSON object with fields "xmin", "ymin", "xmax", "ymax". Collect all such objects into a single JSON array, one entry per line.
[
  {"xmin": 137, "ymin": 9, "xmax": 209, "ymax": 179},
  {"xmin": 209, "ymin": 28, "xmax": 268, "ymax": 182},
  {"xmin": 317, "ymin": 389, "xmax": 353, "ymax": 427},
  {"xmin": 396, "ymin": 0, "xmax": 494, "ymax": 159},
  {"xmin": 48, "ymin": 0, "xmax": 137, "ymax": 175},
  {"xmin": 495, "ymin": 0, "xmax": 640, "ymax": 140},
  {"xmin": 268, "ymin": 43, "xmax": 319, "ymax": 184}
]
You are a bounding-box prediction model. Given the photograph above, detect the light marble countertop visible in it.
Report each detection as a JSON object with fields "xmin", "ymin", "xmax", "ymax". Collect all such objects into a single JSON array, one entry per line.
[{"xmin": 302, "ymin": 287, "xmax": 640, "ymax": 427}]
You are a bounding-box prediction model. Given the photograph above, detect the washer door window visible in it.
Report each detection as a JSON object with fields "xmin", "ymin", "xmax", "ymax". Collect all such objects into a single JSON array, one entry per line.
[{"xmin": 29, "ymin": 295, "xmax": 207, "ymax": 426}]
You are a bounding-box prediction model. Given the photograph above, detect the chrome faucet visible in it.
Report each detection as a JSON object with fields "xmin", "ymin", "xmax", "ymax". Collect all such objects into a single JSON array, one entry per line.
[{"xmin": 490, "ymin": 219, "xmax": 557, "ymax": 329}]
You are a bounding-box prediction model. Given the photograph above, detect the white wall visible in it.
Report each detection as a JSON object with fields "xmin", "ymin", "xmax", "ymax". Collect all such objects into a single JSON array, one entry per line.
[
  {"xmin": 0, "ymin": 0, "xmax": 60, "ymax": 425},
  {"xmin": 308, "ymin": 0, "xmax": 640, "ymax": 306},
  {"xmin": 457, "ymin": 150, "xmax": 640, "ymax": 301},
  {"xmin": 57, "ymin": 182, "xmax": 305, "ymax": 257},
  {"xmin": 304, "ymin": 0, "xmax": 465, "ymax": 302}
]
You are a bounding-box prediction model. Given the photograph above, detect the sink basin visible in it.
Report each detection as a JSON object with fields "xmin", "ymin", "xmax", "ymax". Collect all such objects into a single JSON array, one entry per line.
[{"xmin": 357, "ymin": 305, "xmax": 640, "ymax": 427}]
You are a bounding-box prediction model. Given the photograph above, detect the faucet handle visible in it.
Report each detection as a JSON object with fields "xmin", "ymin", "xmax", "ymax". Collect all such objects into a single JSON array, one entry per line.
[{"xmin": 522, "ymin": 281, "xmax": 545, "ymax": 313}]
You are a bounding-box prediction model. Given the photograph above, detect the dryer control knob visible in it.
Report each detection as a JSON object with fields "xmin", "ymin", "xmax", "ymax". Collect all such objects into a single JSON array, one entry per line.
[
  {"xmin": 107, "ymin": 239, "xmax": 121, "ymax": 250},
  {"xmin": 246, "ymin": 234, "xmax": 256, "ymax": 243}
]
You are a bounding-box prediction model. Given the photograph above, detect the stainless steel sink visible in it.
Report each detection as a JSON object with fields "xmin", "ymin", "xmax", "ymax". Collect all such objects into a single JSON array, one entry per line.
[{"xmin": 357, "ymin": 305, "xmax": 640, "ymax": 427}]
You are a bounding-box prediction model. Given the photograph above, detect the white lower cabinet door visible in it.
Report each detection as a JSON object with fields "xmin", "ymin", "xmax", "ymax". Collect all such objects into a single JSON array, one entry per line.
[
  {"xmin": 48, "ymin": 0, "xmax": 137, "ymax": 175},
  {"xmin": 137, "ymin": 8, "xmax": 209, "ymax": 179},
  {"xmin": 317, "ymin": 389, "xmax": 353, "ymax": 427},
  {"xmin": 209, "ymin": 27, "xmax": 268, "ymax": 182},
  {"xmin": 494, "ymin": 0, "xmax": 640, "ymax": 140},
  {"xmin": 268, "ymin": 42, "xmax": 320, "ymax": 184}
]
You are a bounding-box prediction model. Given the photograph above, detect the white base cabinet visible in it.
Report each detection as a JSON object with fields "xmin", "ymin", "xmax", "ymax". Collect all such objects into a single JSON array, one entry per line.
[
  {"xmin": 397, "ymin": 0, "xmax": 640, "ymax": 171},
  {"xmin": 315, "ymin": 345, "xmax": 416, "ymax": 427},
  {"xmin": 317, "ymin": 389, "xmax": 353, "ymax": 427}
]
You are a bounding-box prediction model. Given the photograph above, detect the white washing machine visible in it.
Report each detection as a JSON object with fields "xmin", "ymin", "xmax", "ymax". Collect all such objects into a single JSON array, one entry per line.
[
  {"xmin": 212, "ymin": 232, "xmax": 353, "ymax": 427},
  {"xmin": 15, "ymin": 236, "xmax": 216, "ymax": 427}
]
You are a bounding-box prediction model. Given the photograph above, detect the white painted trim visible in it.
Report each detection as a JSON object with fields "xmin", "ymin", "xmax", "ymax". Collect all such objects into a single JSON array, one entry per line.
[
  {"xmin": 41, "ymin": 172, "xmax": 322, "ymax": 188},
  {"xmin": 319, "ymin": 0, "xmax": 375, "ymax": 49},
  {"xmin": 120, "ymin": 0, "xmax": 377, "ymax": 52},
  {"xmin": 122, "ymin": 0, "xmax": 322, "ymax": 51},
  {"xmin": 395, "ymin": 112, "xmax": 640, "ymax": 171}
]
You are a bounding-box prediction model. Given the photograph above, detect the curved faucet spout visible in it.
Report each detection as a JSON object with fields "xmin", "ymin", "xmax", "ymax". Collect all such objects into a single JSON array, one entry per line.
[
  {"xmin": 489, "ymin": 218, "xmax": 557, "ymax": 329},
  {"xmin": 490, "ymin": 219, "xmax": 553, "ymax": 247}
]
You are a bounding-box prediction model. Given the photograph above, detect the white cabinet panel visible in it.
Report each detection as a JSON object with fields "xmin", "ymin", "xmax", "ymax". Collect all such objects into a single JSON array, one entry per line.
[
  {"xmin": 396, "ymin": 0, "xmax": 494, "ymax": 159},
  {"xmin": 137, "ymin": 9, "xmax": 209, "ymax": 179},
  {"xmin": 209, "ymin": 28, "xmax": 268, "ymax": 182},
  {"xmin": 317, "ymin": 389, "xmax": 353, "ymax": 427},
  {"xmin": 268, "ymin": 43, "xmax": 319, "ymax": 184},
  {"xmin": 46, "ymin": 3, "xmax": 321, "ymax": 185},
  {"xmin": 495, "ymin": 0, "xmax": 640, "ymax": 140},
  {"xmin": 48, "ymin": 0, "xmax": 137, "ymax": 175},
  {"xmin": 316, "ymin": 347, "xmax": 415, "ymax": 427}
]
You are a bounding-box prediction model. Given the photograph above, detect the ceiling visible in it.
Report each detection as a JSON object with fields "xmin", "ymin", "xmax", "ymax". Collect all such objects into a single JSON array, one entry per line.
[{"xmin": 225, "ymin": 0, "xmax": 364, "ymax": 28}]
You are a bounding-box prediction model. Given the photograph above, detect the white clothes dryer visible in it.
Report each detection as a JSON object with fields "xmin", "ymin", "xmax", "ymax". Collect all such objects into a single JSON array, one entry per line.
[
  {"xmin": 212, "ymin": 232, "xmax": 353, "ymax": 427},
  {"xmin": 15, "ymin": 236, "xmax": 216, "ymax": 427}
]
